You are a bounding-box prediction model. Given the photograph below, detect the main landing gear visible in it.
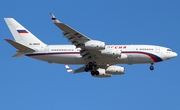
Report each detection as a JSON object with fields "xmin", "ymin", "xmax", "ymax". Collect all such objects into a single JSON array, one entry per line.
[
  {"xmin": 150, "ymin": 63, "xmax": 154, "ymax": 70},
  {"xmin": 91, "ymin": 71, "xmax": 99, "ymax": 76},
  {"xmin": 84, "ymin": 62, "xmax": 97, "ymax": 72},
  {"xmin": 84, "ymin": 61, "xmax": 99, "ymax": 76}
]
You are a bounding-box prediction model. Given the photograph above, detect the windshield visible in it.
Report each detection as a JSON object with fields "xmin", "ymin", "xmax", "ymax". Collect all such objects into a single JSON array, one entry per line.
[{"xmin": 167, "ymin": 49, "xmax": 172, "ymax": 51}]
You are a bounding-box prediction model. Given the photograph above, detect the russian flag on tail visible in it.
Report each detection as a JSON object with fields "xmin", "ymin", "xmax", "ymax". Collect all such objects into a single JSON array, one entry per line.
[{"xmin": 17, "ymin": 30, "xmax": 28, "ymax": 34}]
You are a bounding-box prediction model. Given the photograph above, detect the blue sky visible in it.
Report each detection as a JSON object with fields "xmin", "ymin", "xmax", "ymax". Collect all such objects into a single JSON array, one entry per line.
[{"xmin": 0, "ymin": 0, "xmax": 180, "ymax": 110}]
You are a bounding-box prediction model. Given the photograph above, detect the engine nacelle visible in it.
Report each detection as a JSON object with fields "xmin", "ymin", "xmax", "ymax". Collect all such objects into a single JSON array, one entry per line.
[
  {"xmin": 106, "ymin": 65, "xmax": 125, "ymax": 75},
  {"xmin": 85, "ymin": 40, "xmax": 105, "ymax": 50},
  {"xmin": 93, "ymin": 68, "xmax": 111, "ymax": 78},
  {"xmin": 101, "ymin": 49, "xmax": 121, "ymax": 57}
]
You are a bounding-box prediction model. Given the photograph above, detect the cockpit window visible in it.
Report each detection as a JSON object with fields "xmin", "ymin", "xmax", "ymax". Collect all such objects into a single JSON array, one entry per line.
[{"xmin": 167, "ymin": 49, "xmax": 172, "ymax": 51}]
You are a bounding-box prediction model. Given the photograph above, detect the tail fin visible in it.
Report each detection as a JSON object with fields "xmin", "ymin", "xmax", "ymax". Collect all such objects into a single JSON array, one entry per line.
[{"xmin": 4, "ymin": 18, "xmax": 47, "ymax": 48}]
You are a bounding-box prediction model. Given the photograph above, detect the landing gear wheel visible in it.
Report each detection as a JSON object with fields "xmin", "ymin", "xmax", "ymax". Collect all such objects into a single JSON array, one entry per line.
[
  {"xmin": 89, "ymin": 62, "xmax": 93, "ymax": 66},
  {"xmin": 87, "ymin": 61, "xmax": 97, "ymax": 70},
  {"xmin": 89, "ymin": 66, "xmax": 93, "ymax": 71},
  {"xmin": 84, "ymin": 66, "xmax": 89, "ymax": 72},
  {"xmin": 150, "ymin": 66, "xmax": 154, "ymax": 70},
  {"xmin": 95, "ymin": 71, "xmax": 99, "ymax": 75},
  {"xmin": 93, "ymin": 62, "xmax": 97, "ymax": 67},
  {"xmin": 91, "ymin": 71, "xmax": 95, "ymax": 76},
  {"xmin": 91, "ymin": 71, "xmax": 99, "ymax": 76}
]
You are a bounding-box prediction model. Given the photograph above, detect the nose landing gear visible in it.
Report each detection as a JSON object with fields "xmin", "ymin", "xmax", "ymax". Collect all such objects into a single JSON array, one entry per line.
[{"xmin": 150, "ymin": 63, "xmax": 154, "ymax": 70}]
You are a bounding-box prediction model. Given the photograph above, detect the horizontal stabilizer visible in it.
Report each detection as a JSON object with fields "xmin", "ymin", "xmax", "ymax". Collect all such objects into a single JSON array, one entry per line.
[
  {"xmin": 65, "ymin": 65, "xmax": 86, "ymax": 73},
  {"xmin": 65, "ymin": 65, "xmax": 74, "ymax": 73},
  {"xmin": 5, "ymin": 39, "xmax": 35, "ymax": 52},
  {"xmin": 12, "ymin": 52, "xmax": 25, "ymax": 57}
]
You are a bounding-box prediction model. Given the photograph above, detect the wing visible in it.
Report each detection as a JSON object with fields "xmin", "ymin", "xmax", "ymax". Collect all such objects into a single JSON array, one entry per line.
[
  {"xmin": 50, "ymin": 13, "xmax": 91, "ymax": 42},
  {"xmin": 50, "ymin": 13, "xmax": 105, "ymax": 59}
]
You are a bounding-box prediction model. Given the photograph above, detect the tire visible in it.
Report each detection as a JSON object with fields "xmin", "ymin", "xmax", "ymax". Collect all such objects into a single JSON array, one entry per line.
[
  {"xmin": 89, "ymin": 62, "xmax": 93, "ymax": 66},
  {"xmin": 150, "ymin": 66, "xmax": 154, "ymax": 70},
  {"xmin": 95, "ymin": 71, "xmax": 99, "ymax": 75},
  {"xmin": 93, "ymin": 62, "xmax": 97, "ymax": 67},
  {"xmin": 84, "ymin": 66, "xmax": 89, "ymax": 72},
  {"xmin": 89, "ymin": 66, "xmax": 93, "ymax": 70},
  {"xmin": 91, "ymin": 71, "xmax": 95, "ymax": 76}
]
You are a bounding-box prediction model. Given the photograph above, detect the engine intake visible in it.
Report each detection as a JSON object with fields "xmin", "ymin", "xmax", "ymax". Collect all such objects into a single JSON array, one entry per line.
[{"xmin": 92, "ymin": 68, "xmax": 111, "ymax": 78}]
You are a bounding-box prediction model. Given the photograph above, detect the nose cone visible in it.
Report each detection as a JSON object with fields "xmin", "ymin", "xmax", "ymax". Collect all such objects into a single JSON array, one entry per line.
[
  {"xmin": 164, "ymin": 52, "xmax": 178, "ymax": 60},
  {"xmin": 172, "ymin": 52, "xmax": 178, "ymax": 58}
]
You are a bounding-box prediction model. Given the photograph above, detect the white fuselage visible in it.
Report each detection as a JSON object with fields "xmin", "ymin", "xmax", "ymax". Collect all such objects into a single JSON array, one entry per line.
[
  {"xmin": 25, "ymin": 44, "xmax": 176, "ymax": 65},
  {"xmin": 4, "ymin": 17, "xmax": 178, "ymax": 77}
]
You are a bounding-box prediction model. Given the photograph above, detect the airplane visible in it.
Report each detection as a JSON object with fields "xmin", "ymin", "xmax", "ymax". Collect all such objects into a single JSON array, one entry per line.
[{"xmin": 4, "ymin": 13, "xmax": 178, "ymax": 78}]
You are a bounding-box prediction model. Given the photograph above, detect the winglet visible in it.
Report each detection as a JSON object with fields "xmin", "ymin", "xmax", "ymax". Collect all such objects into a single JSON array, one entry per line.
[
  {"xmin": 65, "ymin": 65, "xmax": 74, "ymax": 73},
  {"xmin": 50, "ymin": 13, "xmax": 60, "ymax": 23}
]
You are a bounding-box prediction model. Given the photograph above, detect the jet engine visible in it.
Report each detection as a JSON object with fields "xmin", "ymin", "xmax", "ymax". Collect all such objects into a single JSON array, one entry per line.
[
  {"xmin": 85, "ymin": 40, "xmax": 105, "ymax": 50},
  {"xmin": 106, "ymin": 65, "xmax": 125, "ymax": 75},
  {"xmin": 101, "ymin": 49, "xmax": 121, "ymax": 57},
  {"xmin": 92, "ymin": 68, "xmax": 111, "ymax": 78}
]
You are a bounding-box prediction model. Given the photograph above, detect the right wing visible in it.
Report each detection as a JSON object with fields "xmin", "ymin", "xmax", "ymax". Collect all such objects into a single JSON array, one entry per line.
[{"xmin": 65, "ymin": 65, "xmax": 112, "ymax": 78}]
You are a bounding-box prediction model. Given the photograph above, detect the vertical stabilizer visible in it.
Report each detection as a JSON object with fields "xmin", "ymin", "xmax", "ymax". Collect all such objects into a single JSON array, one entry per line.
[{"xmin": 4, "ymin": 18, "xmax": 47, "ymax": 49}]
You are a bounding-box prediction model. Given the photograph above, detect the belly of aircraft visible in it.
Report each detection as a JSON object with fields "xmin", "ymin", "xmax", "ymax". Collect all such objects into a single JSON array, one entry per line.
[{"xmin": 28, "ymin": 54, "xmax": 154, "ymax": 65}]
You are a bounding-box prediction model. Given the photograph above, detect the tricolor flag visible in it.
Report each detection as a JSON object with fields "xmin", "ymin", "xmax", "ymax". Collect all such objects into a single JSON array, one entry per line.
[
  {"xmin": 17, "ymin": 30, "xmax": 28, "ymax": 34},
  {"xmin": 51, "ymin": 18, "xmax": 57, "ymax": 20}
]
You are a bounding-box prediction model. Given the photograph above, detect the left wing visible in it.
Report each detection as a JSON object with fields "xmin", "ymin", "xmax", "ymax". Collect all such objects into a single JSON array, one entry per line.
[
  {"xmin": 50, "ymin": 13, "xmax": 106, "ymax": 59},
  {"xmin": 50, "ymin": 13, "xmax": 91, "ymax": 43}
]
